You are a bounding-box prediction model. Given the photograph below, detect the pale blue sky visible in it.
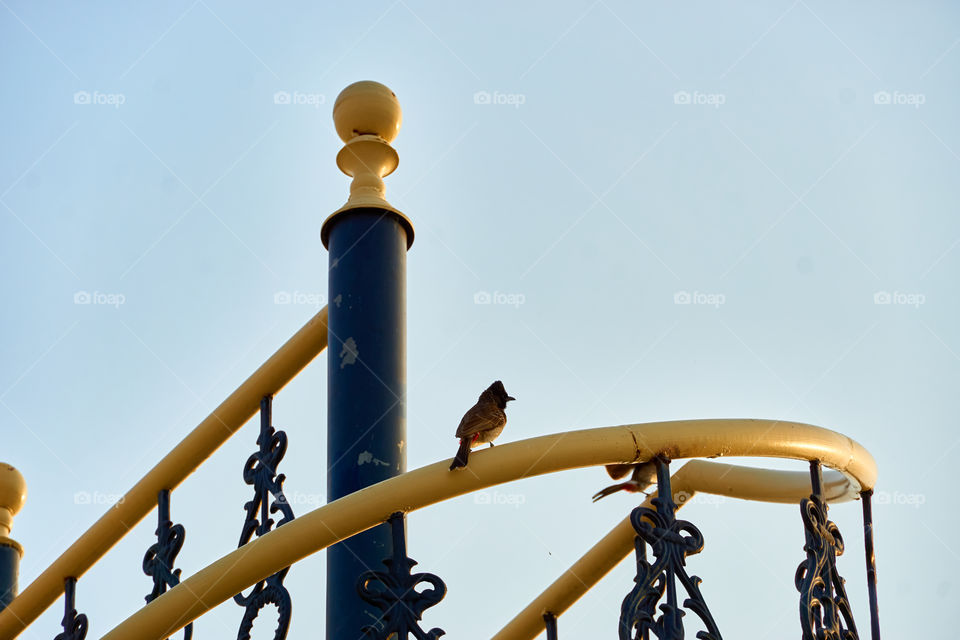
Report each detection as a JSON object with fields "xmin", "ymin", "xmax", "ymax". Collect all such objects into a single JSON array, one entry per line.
[{"xmin": 1, "ymin": 1, "xmax": 957, "ymax": 638}]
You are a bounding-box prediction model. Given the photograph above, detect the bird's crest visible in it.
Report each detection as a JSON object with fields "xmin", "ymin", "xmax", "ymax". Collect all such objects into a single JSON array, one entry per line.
[{"xmin": 486, "ymin": 380, "xmax": 515, "ymax": 406}]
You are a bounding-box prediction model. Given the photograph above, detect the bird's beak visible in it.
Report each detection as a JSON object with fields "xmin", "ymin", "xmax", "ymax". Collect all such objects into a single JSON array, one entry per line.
[{"xmin": 506, "ymin": 395, "xmax": 516, "ymax": 402}]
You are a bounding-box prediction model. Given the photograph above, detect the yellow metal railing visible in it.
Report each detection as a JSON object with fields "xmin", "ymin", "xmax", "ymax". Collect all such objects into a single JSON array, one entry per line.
[
  {"xmin": 95, "ymin": 419, "xmax": 876, "ymax": 640},
  {"xmin": 0, "ymin": 307, "xmax": 329, "ymax": 639}
]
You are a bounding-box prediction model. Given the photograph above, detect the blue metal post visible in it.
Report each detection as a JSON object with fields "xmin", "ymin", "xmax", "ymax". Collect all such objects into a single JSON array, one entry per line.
[
  {"xmin": 0, "ymin": 544, "xmax": 19, "ymax": 610},
  {"xmin": 321, "ymin": 82, "xmax": 413, "ymax": 640},
  {"xmin": 0, "ymin": 463, "xmax": 26, "ymax": 612}
]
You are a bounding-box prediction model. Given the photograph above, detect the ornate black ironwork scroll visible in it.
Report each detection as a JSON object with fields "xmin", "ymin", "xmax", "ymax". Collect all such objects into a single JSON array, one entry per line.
[
  {"xmin": 53, "ymin": 578, "xmax": 87, "ymax": 640},
  {"xmin": 861, "ymin": 490, "xmax": 880, "ymax": 640},
  {"xmin": 356, "ymin": 512, "xmax": 447, "ymax": 640},
  {"xmin": 234, "ymin": 395, "xmax": 296, "ymax": 640},
  {"xmin": 142, "ymin": 489, "xmax": 192, "ymax": 639},
  {"xmin": 795, "ymin": 461, "xmax": 859, "ymax": 640},
  {"xmin": 544, "ymin": 612, "xmax": 558, "ymax": 640},
  {"xmin": 619, "ymin": 456, "xmax": 721, "ymax": 640}
]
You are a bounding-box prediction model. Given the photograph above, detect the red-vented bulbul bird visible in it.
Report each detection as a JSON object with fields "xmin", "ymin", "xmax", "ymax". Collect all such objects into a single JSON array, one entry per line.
[
  {"xmin": 591, "ymin": 461, "xmax": 657, "ymax": 502},
  {"xmin": 449, "ymin": 380, "xmax": 515, "ymax": 471}
]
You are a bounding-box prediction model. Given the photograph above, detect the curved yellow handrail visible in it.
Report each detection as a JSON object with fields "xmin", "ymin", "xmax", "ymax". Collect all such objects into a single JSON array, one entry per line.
[
  {"xmin": 100, "ymin": 419, "xmax": 875, "ymax": 640},
  {"xmin": 492, "ymin": 460, "xmax": 855, "ymax": 640},
  {"xmin": 0, "ymin": 307, "xmax": 329, "ymax": 640}
]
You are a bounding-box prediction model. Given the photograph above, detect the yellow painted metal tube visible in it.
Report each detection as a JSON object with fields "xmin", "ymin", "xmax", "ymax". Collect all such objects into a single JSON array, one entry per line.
[
  {"xmin": 491, "ymin": 459, "xmax": 854, "ymax": 640},
  {"xmin": 99, "ymin": 419, "xmax": 876, "ymax": 640},
  {"xmin": 0, "ymin": 307, "xmax": 329, "ymax": 640}
]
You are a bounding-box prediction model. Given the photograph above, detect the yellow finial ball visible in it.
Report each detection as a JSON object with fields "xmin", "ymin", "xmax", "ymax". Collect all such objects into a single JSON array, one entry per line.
[
  {"xmin": 0, "ymin": 463, "xmax": 26, "ymax": 518},
  {"xmin": 333, "ymin": 81, "xmax": 402, "ymax": 144}
]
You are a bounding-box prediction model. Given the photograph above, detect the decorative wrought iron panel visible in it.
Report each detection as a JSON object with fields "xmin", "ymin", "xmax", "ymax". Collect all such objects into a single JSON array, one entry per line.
[
  {"xmin": 619, "ymin": 456, "xmax": 721, "ymax": 640},
  {"xmin": 356, "ymin": 512, "xmax": 447, "ymax": 639}
]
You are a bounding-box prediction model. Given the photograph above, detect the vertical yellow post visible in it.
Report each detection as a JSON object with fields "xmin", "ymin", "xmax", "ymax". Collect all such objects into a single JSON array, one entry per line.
[{"xmin": 0, "ymin": 464, "xmax": 26, "ymax": 610}]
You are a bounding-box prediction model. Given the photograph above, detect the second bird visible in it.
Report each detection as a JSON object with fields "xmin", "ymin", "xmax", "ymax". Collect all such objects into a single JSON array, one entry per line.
[{"xmin": 449, "ymin": 380, "xmax": 515, "ymax": 471}]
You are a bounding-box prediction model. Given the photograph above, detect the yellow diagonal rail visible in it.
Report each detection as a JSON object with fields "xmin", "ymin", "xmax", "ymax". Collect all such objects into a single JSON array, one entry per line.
[
  {"xmin": 98, "ymin": 419, "xmax": 876, "ymax": 640},
  {"xmin": 0, "ymin": 307, "xmax": 329, "ymax": 639}
]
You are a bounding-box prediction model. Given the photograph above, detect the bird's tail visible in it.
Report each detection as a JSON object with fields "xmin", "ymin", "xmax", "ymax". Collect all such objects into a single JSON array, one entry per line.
[
  {"xmin": 591, "ymin": 481, "xmax": 645, "ymax": 502},
  {"xmin": 449, "ymin": 438, "xmax": 471, "ymax": 470}
]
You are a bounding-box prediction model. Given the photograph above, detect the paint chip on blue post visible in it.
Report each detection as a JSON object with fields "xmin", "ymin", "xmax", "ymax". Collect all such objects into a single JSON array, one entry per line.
[
  {"xmin": 358, "ymin": 452, "xmax": 390, "ymax": 467},
  {"xmin": 339, "ymin": 337, "xmax": 359, "ymax": 368}
]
